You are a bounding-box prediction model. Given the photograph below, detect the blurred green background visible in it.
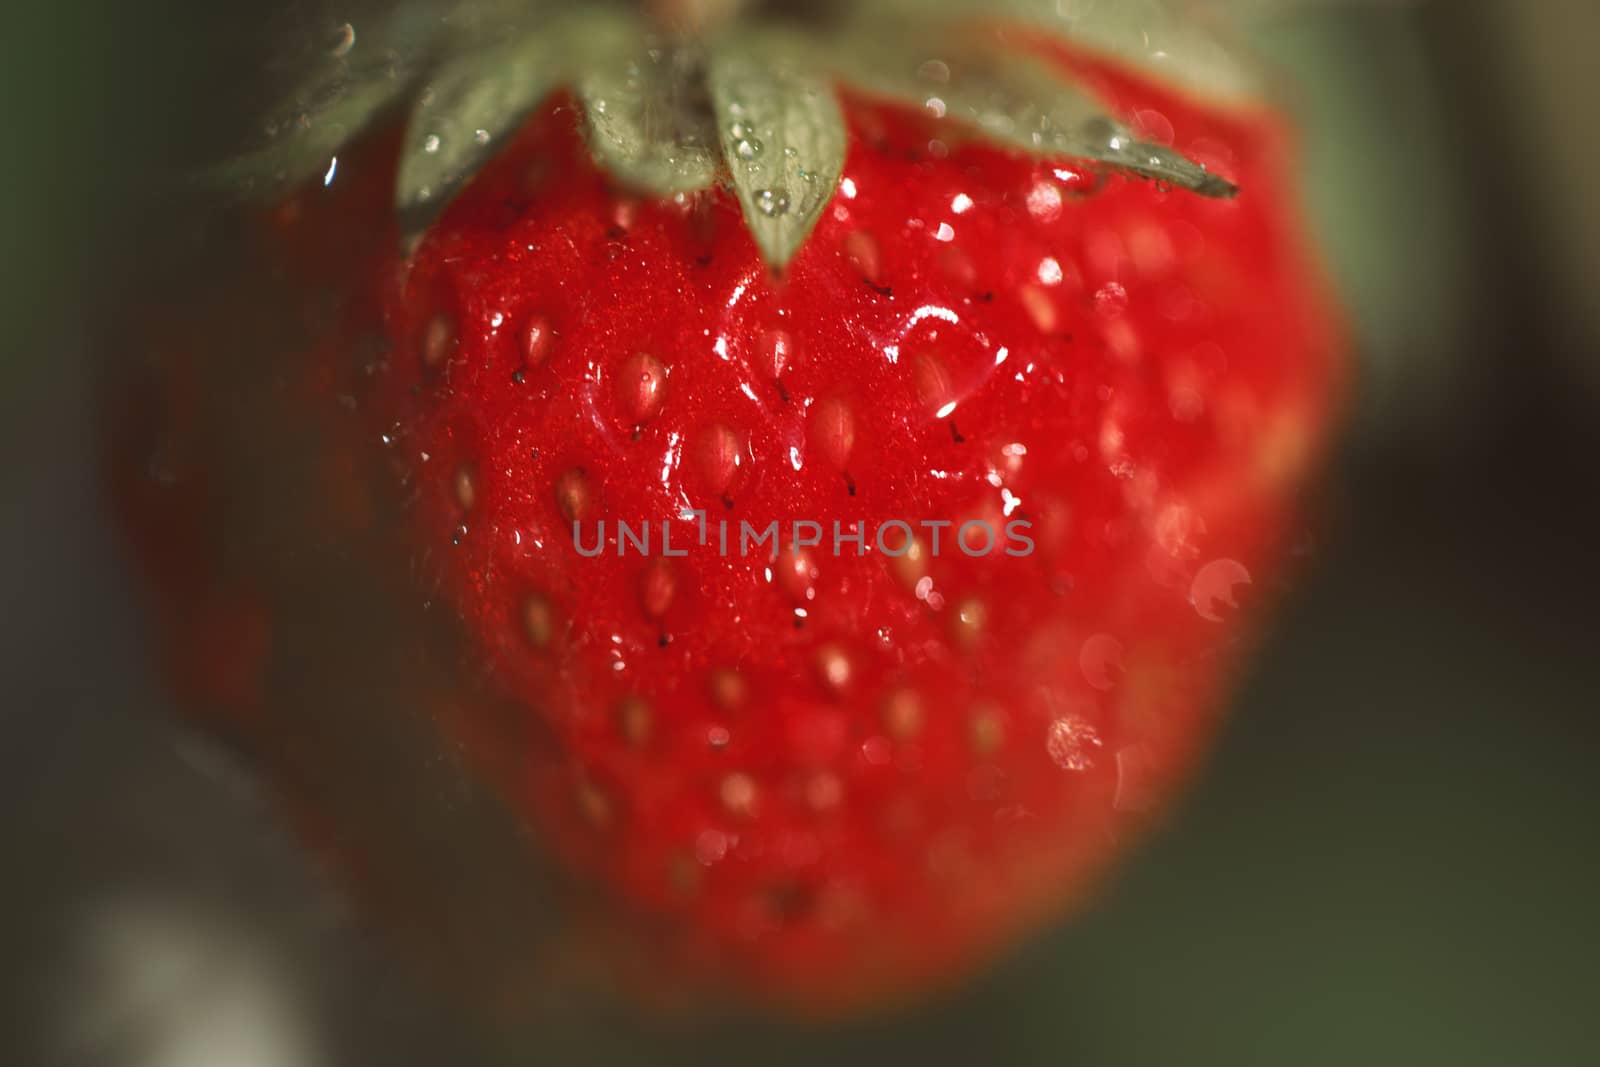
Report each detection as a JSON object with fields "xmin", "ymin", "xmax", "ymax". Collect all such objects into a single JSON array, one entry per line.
[{"xmin": 3, "ymin": 2, "xmax": 1597, "ymax": 1064}]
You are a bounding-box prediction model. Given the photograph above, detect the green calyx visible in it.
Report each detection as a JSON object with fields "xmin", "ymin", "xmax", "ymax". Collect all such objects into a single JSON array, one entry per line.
[{"xmin": 219, "ymin": 0, "xmax": 1244, "ymax": 272}]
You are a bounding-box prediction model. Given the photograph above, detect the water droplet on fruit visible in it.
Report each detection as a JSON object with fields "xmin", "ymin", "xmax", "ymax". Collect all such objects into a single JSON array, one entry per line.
[
  {"xmin": 617, "ymin": 352, "xmax": 667, "ymax": 425},
  {"xmin": 1026, "ymin": 180, "xmax": 1063, "ymax": 222},
  {"xmin": 422, "ymin": 133, "xmax": 441, "ymax": 154},
  {"xmin": 1095, "ymin": 282, "xmax": 1130, "ymax": 317},
  {"xmin": 734, "ymin": 137, "xmax": 763, "ymax": 160},
  {"xmin": 1191, "ymin": 558, "xmax": 1251, "ymax": 622},
  {"xmin": 1133, "ymin": 108, "xmax": 1175, "ymax": 146},
  {"xmin": 695, "ymin": 829, "xmax": 730, "ymax": 865},
  {"xmin": 1046, "ymin": 717, "xmax": 1102, "ymax": 771},
  {"xmin": 754, "ymin": 188, "xmax": 790, "ymax": 216},
  {"xmin": 1152, "ymin": 503, "xmax": 1202, "ymax": 569}
]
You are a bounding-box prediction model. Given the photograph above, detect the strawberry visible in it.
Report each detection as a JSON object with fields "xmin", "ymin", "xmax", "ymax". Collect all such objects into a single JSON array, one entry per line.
[{"xmin": 114, "ymin": 1, "xmax": 1342, "ymax": 1016}]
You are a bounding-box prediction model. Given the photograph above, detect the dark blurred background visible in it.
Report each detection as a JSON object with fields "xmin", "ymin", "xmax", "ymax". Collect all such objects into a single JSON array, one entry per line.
[{"xmin": 3, "ymin": 1, "xmax": 1598, "ymax": 1064}]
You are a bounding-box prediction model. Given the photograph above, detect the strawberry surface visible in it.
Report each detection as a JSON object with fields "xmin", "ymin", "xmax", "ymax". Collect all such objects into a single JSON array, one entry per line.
[{"xmin": 112, "ymin": 31, "xmax": 1342, "ymax": 1015}]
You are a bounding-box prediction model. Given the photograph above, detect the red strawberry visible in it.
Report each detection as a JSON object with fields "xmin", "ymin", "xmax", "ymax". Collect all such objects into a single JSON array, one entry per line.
[{"xmin": 114, "ymin": 2, "xmax": 1342, "ymax": 1016}]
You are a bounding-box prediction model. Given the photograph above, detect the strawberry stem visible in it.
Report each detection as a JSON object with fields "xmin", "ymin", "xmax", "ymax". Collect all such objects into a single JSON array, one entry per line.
[{"xmin": 649, "ymin": 0, "xmax": 749, "ymax": 35}]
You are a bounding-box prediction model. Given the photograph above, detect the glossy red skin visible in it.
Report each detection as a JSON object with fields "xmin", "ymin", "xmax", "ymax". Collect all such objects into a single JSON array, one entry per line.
[
  {"xmin": 109, "ymin": 41, "xmax": 1339, "ymax": 1012},
  {"xmin": 343, "ymin": 47, "xmax": 1342, "ymax": 1009}
]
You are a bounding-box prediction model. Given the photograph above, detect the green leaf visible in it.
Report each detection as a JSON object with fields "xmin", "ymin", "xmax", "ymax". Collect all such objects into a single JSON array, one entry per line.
[
  {"xmin": 707, "ymin": 34, "xmax": 846, "ymax": 271},
  {"xmin": 216, "ymin": 71, "xmax": 412, "ymax": 197},
  {"xmin": 208, "ymin": 5, "xmax": 458, "ymax": 198},
  {"xmin": 832, "ymin": 23, "xmax": 1236, "ymax": 197},
  {"xmin": 876, "ymin": 0, "xmax": 1259, "ymax": 104},
  {"xmin": 578, "ymin": 35, "xmax": 720, "ymax": 196},
  {"xmin": 396, "ymin": 33, "xmax": 567, "ymax": 218}
]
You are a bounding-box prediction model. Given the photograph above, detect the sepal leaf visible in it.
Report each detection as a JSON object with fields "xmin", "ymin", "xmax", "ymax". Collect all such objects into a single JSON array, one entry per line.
[
  {"xmin": 579, "ymin": 30, "xmax": 720, "ymax": 195},
  {"xmin": 707, "ymin": 33, "xmax": 847, "ymax": 270},
  {"xmin": 831, "ymin": 22, "xmax": 1235, "ymax": 197}
]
